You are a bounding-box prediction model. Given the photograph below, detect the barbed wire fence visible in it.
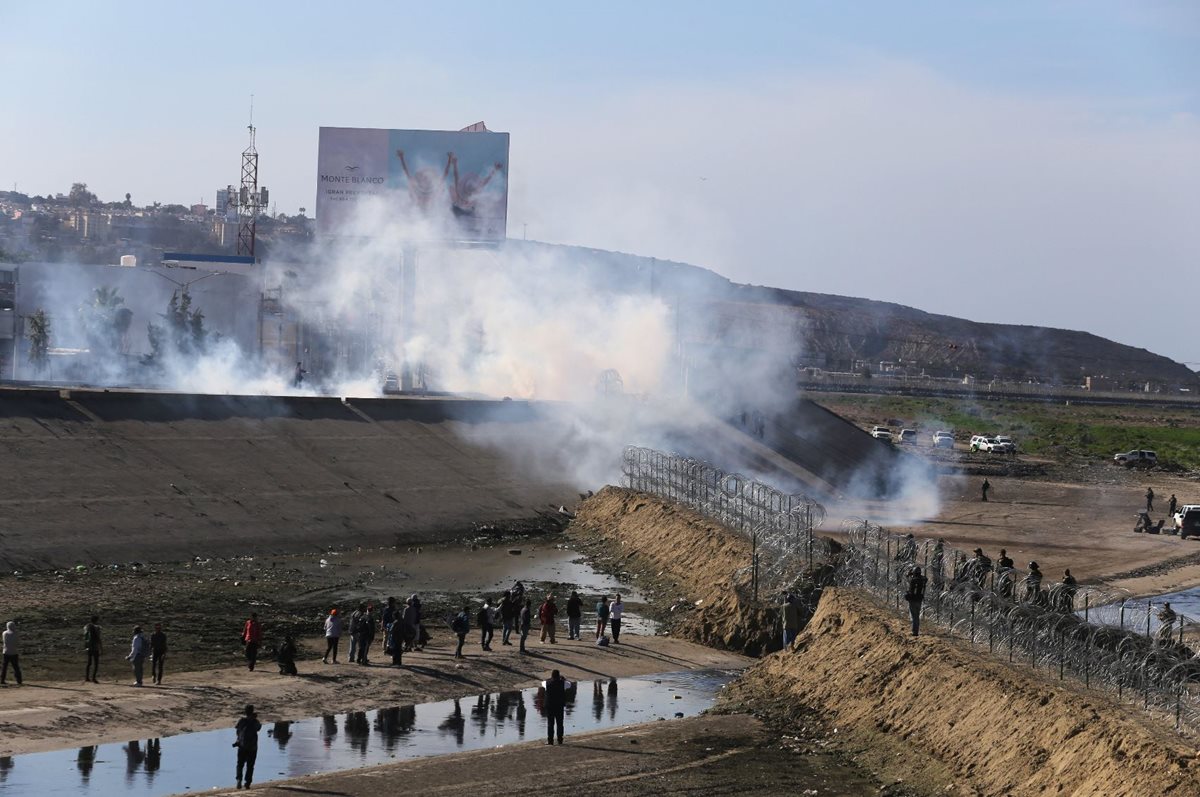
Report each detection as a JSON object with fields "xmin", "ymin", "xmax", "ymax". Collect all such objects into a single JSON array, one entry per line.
[
  {"xmin": 620, "ymin": 445, "xmax": 1200, "ymax": 733},
  {"xmin": 621, "ymin": 445, "xmax": 833, "ymax": 601},
  {"xmin": 839, "ymin": 520, "xmax": 1200, "ymax": 733}
]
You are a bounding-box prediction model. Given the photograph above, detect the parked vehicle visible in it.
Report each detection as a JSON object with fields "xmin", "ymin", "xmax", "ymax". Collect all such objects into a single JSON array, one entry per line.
[
  {"xmin": 1113, "ymin": 450, "xmax": 1158, "ymax": 467},
  {"xmin": 994, "ymin": 435, "xmax": 1016, "ymax": 449},
  {"xmin": 1175, "ymin": 505, "xmax": 1200, "ymax": 539},
  {"xmin": 871, "ymin": 426, "xmax": 893, "ymax": 441},
  {"xmin": 932, "ymin": 431, "xmax": 955, "ymax": 449},
  {"xmin": 897, "ymin": 429, "xmax": 917, "ymax": 444}
]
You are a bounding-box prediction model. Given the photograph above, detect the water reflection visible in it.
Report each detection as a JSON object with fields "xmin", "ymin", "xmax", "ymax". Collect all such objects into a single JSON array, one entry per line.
[
  {"xmin": 4, "ymin": 669, "xmax": 736, "ymax": 797},
  {"xmin": 439, "ymin": 698, "xmax": 466, "ymax": 745},
  {"xmin": 76, "ymin": 746, "xmax": 96, "ymax": 782},
  {"xmin": 271, "ymin": 721, "xmax": 292, "ymax": 749}
]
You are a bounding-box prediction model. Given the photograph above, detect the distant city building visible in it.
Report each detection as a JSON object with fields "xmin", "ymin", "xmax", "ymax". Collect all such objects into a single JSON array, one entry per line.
[
  {"xmin": 191, "ymin": 203, "xmax": 207, "ymax": 216},
  {"xmin": 216, "ymin": 189, "xmax": 229, "ymax": 215}
]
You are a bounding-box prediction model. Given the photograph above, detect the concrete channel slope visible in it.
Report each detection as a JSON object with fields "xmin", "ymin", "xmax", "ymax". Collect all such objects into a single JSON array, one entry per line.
[
  {"xmin": 0, "ymin": 388, "xmax": 577, "ymax": 570},
  {"xmin": 713, "ymin": 397, "xmax": 917, "ymax": 498}
]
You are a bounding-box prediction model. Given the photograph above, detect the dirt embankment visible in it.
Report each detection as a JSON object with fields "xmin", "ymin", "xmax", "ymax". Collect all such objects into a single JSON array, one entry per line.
[
  {"xmin": 728, "ymin": 588, "xmax": 1200, "ymax": 797},
  {"xmin": 571, "ymin": 486, "xmax": 778, "ymax": 655}
]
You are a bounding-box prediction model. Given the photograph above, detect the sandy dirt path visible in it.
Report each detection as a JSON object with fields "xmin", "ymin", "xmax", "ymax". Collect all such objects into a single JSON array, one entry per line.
[
  {"xmin": 0, "ymin": 634, "xmax": 746, "ymax": 756},
  {"xmin": 832, "ymin": 472, "xmax": 1200, "ymax": 591}
]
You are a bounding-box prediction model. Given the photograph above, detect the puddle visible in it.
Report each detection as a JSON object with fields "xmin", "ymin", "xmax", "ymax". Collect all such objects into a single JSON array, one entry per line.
[
  {"xmin": 317, "ymin": 543, "xmax": 647, "ymax": 603},
  {"xmin": 0, "ymin": 669, "xmax": 737, "ymax": 796}
]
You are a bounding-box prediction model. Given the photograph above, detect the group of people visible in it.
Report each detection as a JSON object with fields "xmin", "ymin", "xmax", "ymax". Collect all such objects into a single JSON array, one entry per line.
[
  {"xmin": 881, "ymin": 537, "xmax": 1082, "ymax": 638},
  {"xmin": 310, "ymin": 588, "xmax": 627, "ymax": 669},
  {"xmin": 70, "ymin": 616, "xmax": 172, "ymax": 687},
  {"xmin": 447, "ymin": 590, "xmax": 625, "ymax": 659}
]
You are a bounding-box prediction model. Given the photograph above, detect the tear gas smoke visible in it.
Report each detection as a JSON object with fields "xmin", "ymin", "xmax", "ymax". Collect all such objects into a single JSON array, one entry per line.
[{"xmin": 14, "ymin": 196, "xmax": 947, "ymax": 515}]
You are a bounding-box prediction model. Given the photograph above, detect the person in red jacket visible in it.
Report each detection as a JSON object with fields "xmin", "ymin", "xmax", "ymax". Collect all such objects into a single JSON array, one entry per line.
[
  {"xmin": 538, "ymin": 595, "xmax": 558, "ymax": 644},
  {"xmin": 242, "ymin": 613, "xmax": 263, "ymax": 671}
]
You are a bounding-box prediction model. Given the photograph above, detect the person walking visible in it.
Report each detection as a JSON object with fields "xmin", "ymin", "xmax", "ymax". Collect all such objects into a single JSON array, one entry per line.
[
  {"xmin": 83, "ymin": 615, "xmax": 102, "ymax": 683},
  {"xmin": 478, "ymin": 600, "xmax": 495, "ymax": 651},
  {"xmin": 610, "ymin": 595, "xmax": 624, "ymax": 643},
  {"xmin": 150, "ymin": 624, "xmax": 167, "ymax": 685},
  {"xmin": 452, "ymin": 604, "xmax": 470, "ymax": 659},
  {"xmin": 904, "ymin": 566, "xmax": 927, "ymax": 637},
  {"xmin": 519, "ymin": 598, "xmax": 533, "ymax": 654},
  {"xmin": 499, "ymin": 591, "xmax": 516, "ymax": 646},
  {"xmin": 127, "ymin": 626, "xmax": 149, "ymax": 686},
  {"xmin": 348, "ymin": 603, "xmax": 366, "ymax": 663},
  {"xmin": 356, "ymin": 605, "xmax": 376, "ymax": 664},
  {"xmin": 242, "ymin": 613, "xmax": 263, "ymax": 671},
  {"xmin": 1146, "ymin": 487, "xmax": 1155, "ymax": 513},
  {"xmin": 234, "ymin": 704, "xmax": 262, "ymax": 789},
  {"xmin": 539, "ymin": 595, "xmax": 558, "ymax": 644},
  {"xmin": 543, "ymin": 670, "xmax": 568, "ymax": 745},
  {"xmin": 781, "ymin": 593, "xmax": 801, "ymax": 648},
  {"xmin": 1169, "ymin": 494, "xmax": 1178, "ymax": 518},
  {"xmin": 566, "ymin": 591, "xmax": 583, "ymax": 640},
  {"xmin": 981, "ymin": 479, "xmax": 991, "ymax": 502},
  {"xmin": 594, "ymin": 595, "xmax": 610, "ymax": 640},
  {"xmin": 323, "ymin": 608, "xmax": 341, "ymax": 664},
  {"xmin": 401, "ymin": 597, "xmax": 420, "ymax": 656},
  {"xmin": 408, "ymin": 594, "xmax": 425, "ymax": 651},
  {"xmin": 1, "ymin": 621, "xmax": 22, "ymax": 685}
]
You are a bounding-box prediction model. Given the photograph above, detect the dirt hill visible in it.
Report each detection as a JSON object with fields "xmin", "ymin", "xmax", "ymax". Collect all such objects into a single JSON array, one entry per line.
[
  {"xmin": 516, "ymin": 241, "xmax": 1197, "ymax": 388},
  {"xmin": 729, "ymin": 588, "xmax": 1200, "ymax": 797}
]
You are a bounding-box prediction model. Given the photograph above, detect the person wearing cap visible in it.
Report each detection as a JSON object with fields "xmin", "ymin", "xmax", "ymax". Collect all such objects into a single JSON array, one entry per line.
[
  {"xmin": 126, "ymin": 626, "xmax": 149, "ymax": 686},
  {"xmin": 1059, "ymin": 570, "xmax": 1079, "ymax": 612},
  {"xmin": 1023, "ymin": 562, "xmax": 1043, "ymax": 603},
  {"xmin": 234, "ymin": 704, "xmax": 262, "ymax": 789},
  {"xmin": 323, "ymin": 608, "xmax": 341, "ymax": 664},
  {"xmin": 969, "ymin": 548, "xmax": 992, "ymax": 586},
  {"xmin": 904, "ymin": 565, "xmax": 927, "ymax": 636}
]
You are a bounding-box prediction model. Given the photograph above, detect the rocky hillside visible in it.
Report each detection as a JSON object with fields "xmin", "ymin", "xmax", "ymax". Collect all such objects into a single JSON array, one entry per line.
[{"xmin": 515, "ymin": 241, "xmax": 1197, "ymax": 388}]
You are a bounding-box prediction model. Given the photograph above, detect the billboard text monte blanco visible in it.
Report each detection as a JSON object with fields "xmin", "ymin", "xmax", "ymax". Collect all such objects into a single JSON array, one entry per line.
[{"xmin": 316, "ymin": 126, "xmax": 509, "ymax": 243}]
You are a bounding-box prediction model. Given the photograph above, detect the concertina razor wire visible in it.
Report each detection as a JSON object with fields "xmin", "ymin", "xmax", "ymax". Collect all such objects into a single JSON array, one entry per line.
[{"xmin": 622, "ymin": 445, "xmax": 1200, "ymax": 733}]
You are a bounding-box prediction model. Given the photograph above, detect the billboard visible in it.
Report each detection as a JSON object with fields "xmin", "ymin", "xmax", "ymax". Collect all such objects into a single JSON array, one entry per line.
[{"xmin": 316, "ymin": 126, "xmax": 509, "ymax": 242}]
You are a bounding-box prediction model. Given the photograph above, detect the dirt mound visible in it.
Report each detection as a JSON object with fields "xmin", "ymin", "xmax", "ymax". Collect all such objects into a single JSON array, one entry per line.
[
  {"xmin": 572, "ymin": 486, "xmax": 778, "ymax": 655},
  {"xmin": 727, "ymin": 587, "xmax": 1200, "ymax": 797}
]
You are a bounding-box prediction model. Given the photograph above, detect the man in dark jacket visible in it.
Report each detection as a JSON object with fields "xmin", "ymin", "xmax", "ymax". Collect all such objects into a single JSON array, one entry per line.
[
  {"xmin": 566, "ymin": 591, "xmax": 583, "ymax": 640},
  {"xmin": 150, "ymin": 624, "xmax": 168, "ymax": 685},
  {"xmin": 234, "ymin": 704, "xmax": 262, "ymax": 789},
  {"xmin": 543, "ymin": 670, "xmax": 568, "ymax": 744},
  {"xmin": 905, "ymin": 566, "xmax": 927, "ymax": 636},
  {"xmin": 452, "ymin": 605, "xmax": 470, "ymax": 659},
  {"xmin": 356, "ymin": 606, "xmax": 376, "ymax": 664},
  {"xmin": 499, "ymin": 591, "xmax": 516, "ymax": 646},
  {"xmin": 84, "ymin": 615, "xmax": 102, "ymax": 683}
]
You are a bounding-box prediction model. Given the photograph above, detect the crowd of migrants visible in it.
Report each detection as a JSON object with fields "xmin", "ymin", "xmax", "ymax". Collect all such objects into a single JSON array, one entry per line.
[{"xmin": 0, "ymin": 585, "xmax": 629, "ymax": 785}]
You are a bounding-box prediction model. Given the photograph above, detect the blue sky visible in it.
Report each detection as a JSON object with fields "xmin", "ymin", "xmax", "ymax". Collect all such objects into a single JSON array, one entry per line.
[{"xmin": 2, "ymin": 1, "xmax": 1198, "ymax": 363}]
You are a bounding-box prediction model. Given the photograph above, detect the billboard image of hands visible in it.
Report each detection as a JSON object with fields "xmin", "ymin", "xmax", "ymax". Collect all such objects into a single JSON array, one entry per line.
[{"xmin": 316, "ymin": 126, "xmax": 509, "ymax": 243}]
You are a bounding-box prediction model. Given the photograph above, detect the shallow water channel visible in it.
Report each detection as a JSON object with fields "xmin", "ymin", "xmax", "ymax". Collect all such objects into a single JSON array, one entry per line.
[{"xmin": 0, "ymin": 669, "xmax": 736, "ymax": 796}]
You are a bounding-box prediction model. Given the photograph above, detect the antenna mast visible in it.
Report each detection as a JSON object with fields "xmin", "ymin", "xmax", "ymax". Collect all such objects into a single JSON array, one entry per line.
[{"xmin": 233, "ymin": 95, "xmax": 267, "ymax": 256}]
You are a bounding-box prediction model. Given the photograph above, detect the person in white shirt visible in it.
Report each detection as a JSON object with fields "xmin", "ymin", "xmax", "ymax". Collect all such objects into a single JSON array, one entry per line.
[
  {"xmin": 1, "ymin": 621, "xmax": 22, "ymax": 685},
  {"xmin": 610, "ymin": 595, "xmax": 624, "ymax": 643}
]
